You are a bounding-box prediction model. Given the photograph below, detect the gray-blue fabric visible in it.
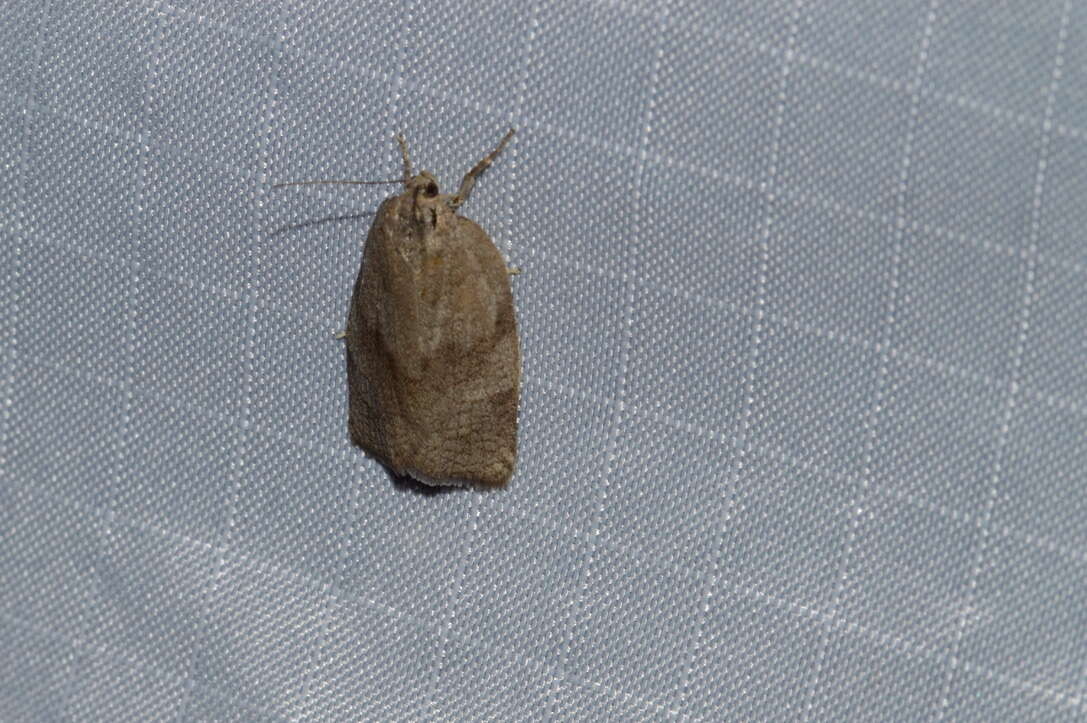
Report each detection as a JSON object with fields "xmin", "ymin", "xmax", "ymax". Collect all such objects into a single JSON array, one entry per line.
[{"xmin": 3, "ymin": 1, "xmax": 1086, "ymax": 720}]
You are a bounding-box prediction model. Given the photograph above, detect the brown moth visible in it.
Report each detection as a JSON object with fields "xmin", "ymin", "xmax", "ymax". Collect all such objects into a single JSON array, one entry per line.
[{"xmin": 278, "ymin": 130, "xmax": 520, "ymax": 488}]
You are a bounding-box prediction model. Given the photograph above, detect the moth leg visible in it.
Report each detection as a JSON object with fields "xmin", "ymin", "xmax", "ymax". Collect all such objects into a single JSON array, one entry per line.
[
  {"xmin": 449, "ymin": 128, "xmax": 515, "ymax": 210},
  {"xmin": 396, "ymin": 134, "xmax": 413, "ymax": 186},
  {"xmin": 334, "ymin": 331, "xmax": 347, "ymax": 339},
  {"xmin": 507, "ymin": 265, "xmax": 522, "ymax": 275}
]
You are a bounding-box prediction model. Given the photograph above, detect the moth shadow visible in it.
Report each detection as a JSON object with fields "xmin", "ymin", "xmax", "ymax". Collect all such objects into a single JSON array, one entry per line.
[
  {"xmin": 266, "ymin": 211, "xmax": 375, "ymax": 236},
  {"xmin": 386, "ymin": 469, "xmax": 464, "ymax": 497}
]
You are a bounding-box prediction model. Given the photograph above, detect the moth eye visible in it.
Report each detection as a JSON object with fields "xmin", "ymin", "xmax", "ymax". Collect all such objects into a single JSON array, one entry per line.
[{"xmin": 424, "ymin": 182, "xmax": 439, "ymax": 197}]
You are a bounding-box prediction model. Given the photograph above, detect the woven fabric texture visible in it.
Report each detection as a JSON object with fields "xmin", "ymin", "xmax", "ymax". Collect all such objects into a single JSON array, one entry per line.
[{"xmin": 2, "ymin": 1, "xmax": 1086, "ymax": 719}]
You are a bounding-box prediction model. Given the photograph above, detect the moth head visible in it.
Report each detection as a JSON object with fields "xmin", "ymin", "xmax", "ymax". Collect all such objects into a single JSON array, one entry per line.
[{"xmin": 407, "ymin": 172, "xmax": 440, "ymax": 199}]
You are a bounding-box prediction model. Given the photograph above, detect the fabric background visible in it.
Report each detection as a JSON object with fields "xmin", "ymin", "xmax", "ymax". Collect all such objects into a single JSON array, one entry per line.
[{"xmin": 2, "ymin": 0, "xmax": 1086, "ymax": 719}]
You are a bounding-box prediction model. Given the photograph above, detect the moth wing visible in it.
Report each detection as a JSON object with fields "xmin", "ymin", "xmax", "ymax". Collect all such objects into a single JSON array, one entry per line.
[
  {"xmin": 345, "ymin": 204, "xmax": 520, "ymax": 487},
  {"xmin": 344, "ymin": 202, "xmax": 408, "ymax": 474}
]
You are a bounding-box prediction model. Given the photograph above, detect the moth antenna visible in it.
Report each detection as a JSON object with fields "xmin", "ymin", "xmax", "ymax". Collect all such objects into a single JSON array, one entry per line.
[
  {"xmin": 271, "ymin": 179, "xmax": 402, "ymax": 189},
  {"xmin": 396, "ymin": 134, "xmax": 413, "ymax": 186},
  {"xmin": 450, "ymin": 128, "xmax": 516, "ymax": 209}
]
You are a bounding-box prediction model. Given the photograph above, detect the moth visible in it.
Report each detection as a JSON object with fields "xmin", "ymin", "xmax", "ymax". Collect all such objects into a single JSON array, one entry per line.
[{"xmin": 276, "ymin": 130, "xmax": 520, "ymax": 488}]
